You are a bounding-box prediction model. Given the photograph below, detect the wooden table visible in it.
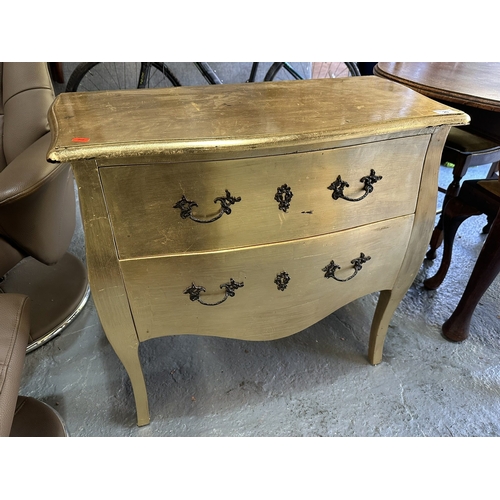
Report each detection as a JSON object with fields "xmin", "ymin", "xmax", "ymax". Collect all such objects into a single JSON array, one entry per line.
[
  {"xmin": 374, "ymin": 63, "xmax": 500, "ymax": 342},
  {"xmin": 374, "ymin": 63, "xmax": 500, "ymax": 138},
  {"xmin": 47, "ymin": 76, "xmax": 467, "ymax": 425}
]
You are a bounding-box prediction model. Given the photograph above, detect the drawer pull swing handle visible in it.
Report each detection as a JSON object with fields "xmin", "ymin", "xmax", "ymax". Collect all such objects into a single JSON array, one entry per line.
[
  {"xmin": 322, "ymin": 253, "xmax": 371, "ymax": 282},
  {"xmin": 327, "ymin": 169, "xmax": 382, "ymax": 202},
  {"xmin": 173, "ymin": 190, "xmax": 241, "ymax": 223},
  {"xmin": 184, "ymin": 278, "xmax": 244, "ymax": 306}
]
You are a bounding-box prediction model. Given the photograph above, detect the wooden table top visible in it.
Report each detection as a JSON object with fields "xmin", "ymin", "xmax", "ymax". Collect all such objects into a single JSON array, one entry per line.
[
  {"xmin": 47, "ymin": 76, "xmax": 468, "ymax": 164},
  {"xmin": 374, "ymin": 63, "xmax": 500, "ymax": 112}
]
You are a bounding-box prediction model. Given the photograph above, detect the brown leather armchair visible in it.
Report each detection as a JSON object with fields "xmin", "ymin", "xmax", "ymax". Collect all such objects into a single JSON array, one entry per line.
[
  {"xmin": 0, "ymin": 62, "xmax": 89, "ymax": 352},
  {"xmin": 0, "ymin": 293, "xmax": 67, "ymax": 436}
]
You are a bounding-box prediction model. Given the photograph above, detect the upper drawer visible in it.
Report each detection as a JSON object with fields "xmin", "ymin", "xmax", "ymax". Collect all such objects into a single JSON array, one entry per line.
[{"xmin": 100, "ymin": 135, "xmax": 429, "ymax": 259}]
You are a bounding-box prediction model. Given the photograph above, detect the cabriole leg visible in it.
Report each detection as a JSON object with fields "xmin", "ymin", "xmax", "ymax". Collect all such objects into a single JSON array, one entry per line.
[{"xmin": 368, "ymin": 289, "xmax": 404, "ymax": 365}]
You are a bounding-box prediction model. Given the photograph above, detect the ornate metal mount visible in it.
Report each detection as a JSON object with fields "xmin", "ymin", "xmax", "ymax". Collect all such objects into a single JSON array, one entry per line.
[
  {"xmin": 322, "ymin": 253, "xmax": 371, "ymax": 282},
  {"xmin": 275, "ymin": 184, "xmax": 293, "ymax": 212},
  {"xmin": 173, "ymin": 190, "xmax": 241, "ymax": 223},
  {"xmin": 274, "ymin": 271, "xmax": 291, "ymax": 291},
  {"xmin": 327, "ymin": 169, "xmax": 382, "ymax": 202},
  {"xmin": 184, "ymin": 278, "xmax": 244, "ymax": 306}
]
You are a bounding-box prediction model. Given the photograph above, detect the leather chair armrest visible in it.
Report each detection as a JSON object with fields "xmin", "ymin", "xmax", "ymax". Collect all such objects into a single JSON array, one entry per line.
[
  {"xmin": 0, "ymin": 133, "xmax": 76, "ymax": 265},
  {"xmin": 0, "ymin": 133, "xmax": 62, "ymax": 205},
  {"xmin": 0, "ymin": 294, "xmax": 29, "ymax": 437}
]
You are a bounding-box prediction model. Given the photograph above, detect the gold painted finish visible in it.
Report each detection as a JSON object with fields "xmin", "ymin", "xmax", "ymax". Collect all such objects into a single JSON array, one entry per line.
[
  {"xmin": 101, "ymin": 136, "xmax": 428, "ymax": 259},
  {"xmin": 71, "ymin": 160, "xmax": 150, "ymax": 426},
  {"xmin": 47, "ymin": 76, "xmax": 468, "ymax": 164},
  {"xmin": 121, "ymin": 216, "xmax": 414, "ymax": 343},
  {"xmin": 47, "ymin": 77, "xmax": 469, "ymax": 426},
  {"xmin": 368, "ymin": 127, "xmax": 450, "ymax": 364}
]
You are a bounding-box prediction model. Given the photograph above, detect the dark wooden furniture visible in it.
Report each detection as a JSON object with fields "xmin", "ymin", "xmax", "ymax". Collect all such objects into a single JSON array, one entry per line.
[
  {"xmin": 423, "ymin": 179, "xmax": 500, "ymax": 341},
  {"xmin": 373, "ymin": 63, "xmax": 500, "ymax": 257},
  {"xmin": 48, "ymin": 62, "xmax": 64, "ymax": 84},
  {"xmin": 428, "ymin": 129, "xmax": 500, "ymax": 257}
]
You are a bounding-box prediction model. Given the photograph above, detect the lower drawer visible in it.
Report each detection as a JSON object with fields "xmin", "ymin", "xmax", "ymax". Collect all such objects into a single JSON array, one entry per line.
[{"xmin": 120, "ymin": 215, "xmax": 413, "ymax": 342}]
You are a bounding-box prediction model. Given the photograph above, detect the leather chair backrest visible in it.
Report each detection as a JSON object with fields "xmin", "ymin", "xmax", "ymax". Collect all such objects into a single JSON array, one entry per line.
[
  {"xmin": 0, "ymin": 62, "xmax": 75, "ymax": 271},
  {"xmin": 0, "ymin": 62, "xmax": 54, "ymax": 171}
]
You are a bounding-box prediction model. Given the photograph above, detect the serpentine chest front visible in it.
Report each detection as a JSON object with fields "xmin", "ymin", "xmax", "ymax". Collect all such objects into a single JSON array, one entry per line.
[{"xmin": 47, "ymin": 76, "xmax": 468, "ymax": 425}]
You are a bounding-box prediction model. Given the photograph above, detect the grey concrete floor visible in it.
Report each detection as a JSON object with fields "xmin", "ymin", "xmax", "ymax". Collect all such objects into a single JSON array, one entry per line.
[{"xmin": 19, "ymin": 64, "xmax": 500, "ymax": 437}]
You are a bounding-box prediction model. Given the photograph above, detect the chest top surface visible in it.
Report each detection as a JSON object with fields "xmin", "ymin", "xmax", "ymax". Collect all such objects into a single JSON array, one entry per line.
[{"xmin": 47, "ymin": 76, "xmax": 469, "ymax": 164}]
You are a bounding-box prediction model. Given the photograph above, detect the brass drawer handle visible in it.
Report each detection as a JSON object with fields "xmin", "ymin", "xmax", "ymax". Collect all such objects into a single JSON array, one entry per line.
[
  {"xmin": 173, "ymin": 190, "xmax": 241, "ymax": 223},
  {"xmin": 184, "ymin": 278, "xmax": 244, "ymax": 306},
  {"xmin": 322, "ymin": 253, "xmax": 371, "ymax": 282},
  {"xmin": 327, "ymin": 169, "xmax": 382, "ymax": 202}
]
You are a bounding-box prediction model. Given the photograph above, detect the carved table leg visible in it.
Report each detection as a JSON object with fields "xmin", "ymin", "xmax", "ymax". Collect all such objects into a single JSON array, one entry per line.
[
  {"xmin": 442, "ymin": 211, "xmax": 500, "ymax": 342},
  {"xmin": 482, "ymin": 213, "xmax": 495, "ymax": 234},
  {"xmin": 424, "ymin": 197, "xmax": 482, "ymax": 290},
  {"xmin": 426, "ymin": 170, "xmax": 464, "ymax": 260}
]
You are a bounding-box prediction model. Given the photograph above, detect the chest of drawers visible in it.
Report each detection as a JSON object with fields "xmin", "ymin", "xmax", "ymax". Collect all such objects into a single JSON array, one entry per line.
[{"xmin": 47, "ymin": 76, "xmax": 468, "ymax": 426}]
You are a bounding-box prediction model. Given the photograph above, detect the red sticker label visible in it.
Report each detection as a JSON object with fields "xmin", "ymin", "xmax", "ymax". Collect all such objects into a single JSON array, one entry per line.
[{"xmin": 72, "ymin": 137, "xmax": 90, "ymax": 143}]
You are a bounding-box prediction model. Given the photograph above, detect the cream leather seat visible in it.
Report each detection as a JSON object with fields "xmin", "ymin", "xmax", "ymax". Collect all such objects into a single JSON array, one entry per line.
[{"xmin": 0, "ymin": 62, "xmax": 89, "ymax": 352}]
